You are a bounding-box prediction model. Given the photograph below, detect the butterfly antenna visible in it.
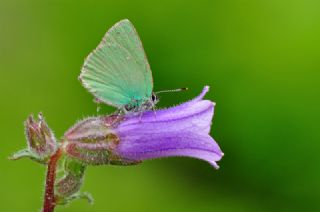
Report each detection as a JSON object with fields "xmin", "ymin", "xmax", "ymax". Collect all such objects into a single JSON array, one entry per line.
[{"xmin": 155, "ymin": 87, "xmax": 188, "ymax": 94}]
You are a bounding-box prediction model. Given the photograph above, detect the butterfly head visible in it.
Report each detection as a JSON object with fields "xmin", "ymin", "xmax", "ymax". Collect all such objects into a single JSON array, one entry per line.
[
  {"xmin": 140, "ymin": 93, "xmax": 158, "ymax": 111},
  {"xmin": 123, "ymin": 95, "xmax": 158, "ymax": 114},
  {"xmin": 122, "ymin": 88, "xmax": 186, "ymax": 114}
]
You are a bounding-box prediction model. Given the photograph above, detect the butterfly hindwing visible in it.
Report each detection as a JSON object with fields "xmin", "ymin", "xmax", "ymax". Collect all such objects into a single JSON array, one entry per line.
[{"xmin": 80, "ymin": 19, "xmax": 153, "ymax": 109}]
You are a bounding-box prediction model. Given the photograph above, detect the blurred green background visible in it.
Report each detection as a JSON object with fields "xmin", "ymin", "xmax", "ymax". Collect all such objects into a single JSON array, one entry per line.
[{"xmin": 1, "ymin": 0, "xmax": 319, "ymax": 211}]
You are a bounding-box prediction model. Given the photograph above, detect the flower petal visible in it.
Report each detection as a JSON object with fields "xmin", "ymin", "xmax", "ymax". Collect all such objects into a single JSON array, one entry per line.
[
  {"xmin": 120, "ymin": 86, "xmax": 214, "ymax": 135},
  {"xmin": 116, "ymin": 132, "xmax": 223, "ymax": 168},
  {"xmin": 117, "ymin": 100, "xmax": 213, "ymax": 137}
]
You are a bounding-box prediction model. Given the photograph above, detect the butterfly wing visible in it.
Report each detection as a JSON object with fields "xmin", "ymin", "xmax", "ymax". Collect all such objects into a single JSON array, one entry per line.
[{"xmin": 79, "ymin": 19, "xmax": 153, "ymax": 108}]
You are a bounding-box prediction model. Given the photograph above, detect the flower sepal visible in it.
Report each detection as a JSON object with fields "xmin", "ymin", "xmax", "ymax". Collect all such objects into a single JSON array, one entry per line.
[{"xmin": 63, "ymin": 116, "xmax": 140, "ymax": 166}]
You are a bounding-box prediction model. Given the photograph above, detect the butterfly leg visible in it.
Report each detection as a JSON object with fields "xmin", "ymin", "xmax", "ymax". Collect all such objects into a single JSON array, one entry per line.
[
  {"xmin": 152, "ymin": 105, "xmax": 157, "ymax": 119},
  {"xmin": 93, "ymin": 98, "xmax": 103, "ymax": 115},
  {"xmin": 138, "ymin": 111, "xmax": 144, "ymax": 122}
]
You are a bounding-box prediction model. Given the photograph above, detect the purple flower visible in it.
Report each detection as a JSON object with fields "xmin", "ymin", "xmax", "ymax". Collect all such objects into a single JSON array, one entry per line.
[
  {"xmin": 64, "ymin": 86, "xmax": 223, "ymax": 169},
  {"xmin": 115, "ymin": 86, "xmax": 223, "ymax": 168}
]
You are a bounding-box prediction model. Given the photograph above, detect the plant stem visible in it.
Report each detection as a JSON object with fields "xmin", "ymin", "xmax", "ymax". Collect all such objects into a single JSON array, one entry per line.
[{"xmin": 43, "ymin": 147, "xmax": 63, "ymax": 212}]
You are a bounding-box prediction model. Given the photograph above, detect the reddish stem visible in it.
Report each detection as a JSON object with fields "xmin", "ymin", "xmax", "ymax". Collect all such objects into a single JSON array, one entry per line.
[{"xmin": 43, "ymin": 148, "xmax": 63, "ymax": 212}]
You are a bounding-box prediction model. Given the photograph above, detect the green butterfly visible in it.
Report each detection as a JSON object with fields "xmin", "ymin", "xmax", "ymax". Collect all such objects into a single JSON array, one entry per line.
[{"xmin": 79, "ymin": 19, "xmax": 157, "ymax": 113}]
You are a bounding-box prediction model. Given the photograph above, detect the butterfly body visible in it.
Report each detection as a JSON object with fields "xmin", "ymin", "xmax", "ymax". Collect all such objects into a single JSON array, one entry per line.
[
  {"xmin": 79, "ymin": 19, "xmax": 156, "ymax": 113},
  {"xmin": 123, "ymin": 94, "xmax": 158, "ymax": 113}
]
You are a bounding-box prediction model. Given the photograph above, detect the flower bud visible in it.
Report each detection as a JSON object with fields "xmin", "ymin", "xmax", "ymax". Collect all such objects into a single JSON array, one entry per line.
[
  {"xmin": 63, "ymin": 116, "xmax": 140, "ymax": 166},
  {"xmin": 10, "ymin": 113, "xmax": 57, "ymax": 163},
  {"xmin": 26, "ymin": 113, "xmax": 56, "ymax": 156}
]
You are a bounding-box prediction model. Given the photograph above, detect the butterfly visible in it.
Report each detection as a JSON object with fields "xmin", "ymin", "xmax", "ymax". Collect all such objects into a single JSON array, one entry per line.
[
  {"xmin": 79, "ymin": 19, "xmax": 186, "ymax": 114},
  {"xmin": 79, "ymin": 19, "xmax": 159, "ymax": 114}
]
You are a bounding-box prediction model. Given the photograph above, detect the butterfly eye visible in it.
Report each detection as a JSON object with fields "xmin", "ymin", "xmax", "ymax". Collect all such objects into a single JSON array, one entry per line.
[{"xmin": 151, "ymin": 93, "xmax": 157, "ymax": 102}]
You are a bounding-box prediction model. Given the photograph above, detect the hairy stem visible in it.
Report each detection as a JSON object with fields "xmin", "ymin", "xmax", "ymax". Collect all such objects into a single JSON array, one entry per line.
[{"xmin": 43, "ymin": 147, "xmax": 63, "ymax": 212}]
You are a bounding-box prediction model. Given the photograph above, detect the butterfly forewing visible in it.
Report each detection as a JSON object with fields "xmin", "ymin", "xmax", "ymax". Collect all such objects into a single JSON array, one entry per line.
[{"xmin": 80, "ymin": 19, "xmax": 153, "ymax": 108}]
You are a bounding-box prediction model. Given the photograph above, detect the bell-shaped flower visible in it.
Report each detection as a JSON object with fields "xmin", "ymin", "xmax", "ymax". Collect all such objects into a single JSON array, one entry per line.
[{"xmin": 64, "ymin": 86, "xmax": 223, "ymax": 169}]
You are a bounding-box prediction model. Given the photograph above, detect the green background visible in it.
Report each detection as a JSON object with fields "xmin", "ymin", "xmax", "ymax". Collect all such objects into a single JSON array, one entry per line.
[{"xmin": 1, "ymin": 0, "xmax": 319, "ymax": 211}]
